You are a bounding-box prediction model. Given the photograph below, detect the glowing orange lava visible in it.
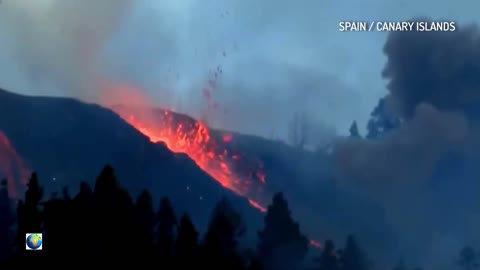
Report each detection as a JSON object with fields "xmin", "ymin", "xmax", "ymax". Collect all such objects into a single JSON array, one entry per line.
[
  {"xmin": 110, "ymin": 104, "xmax": 267, "ymax": 212},
  {"xmin": 0, "ymin": 130, "xmax": 30, "ymax": 199},
  {"xmin": 102, "ymin": 82, "xmax": 319, "ymax": 248}
]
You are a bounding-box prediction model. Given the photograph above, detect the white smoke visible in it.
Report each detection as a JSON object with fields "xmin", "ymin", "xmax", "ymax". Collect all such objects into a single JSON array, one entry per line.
[{"xmin": 0, "ymin": 0, "xmax": 132, "ymax": 99}]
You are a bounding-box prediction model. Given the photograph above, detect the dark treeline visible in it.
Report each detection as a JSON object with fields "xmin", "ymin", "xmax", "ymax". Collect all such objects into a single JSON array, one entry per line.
[{"xmin": 0, "ymin": 165, "xmax": 475, "ymax": 270}]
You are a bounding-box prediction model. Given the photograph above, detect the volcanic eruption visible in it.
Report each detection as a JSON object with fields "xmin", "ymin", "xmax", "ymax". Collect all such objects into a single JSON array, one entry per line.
[
  {"xmin": 102, "ymin": 82, "xmax": 268, "ymax": 212},
  {"xmin": 102, "ymin": 82, "xmax": 322, "ymax": 248}
]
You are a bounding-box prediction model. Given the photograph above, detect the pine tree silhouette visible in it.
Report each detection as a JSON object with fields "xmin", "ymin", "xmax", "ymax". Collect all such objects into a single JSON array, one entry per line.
[
  {"xmin": 134, "ymin": 190, "xmax": 155, "ymax": 261},
  {"xmin": 366, "ymin": 97, "xmax": 401, "ymax": 140},
  {"xmin": 16, "ymin": 173, "xmax": 43, "ymax": 257},
  {"xmin": 175, "ymin": 213, "xmax": 199, "ymax": 267},
  {"xmin": 93, "ymin": 165, "xmax": 118, "ymax": 200},
  {"xmin": 318, "ymin": 240, "xmax": 339, "ymax": 270},
  {"xmin": 458, "ymin": 246, "xmax": 478, "ymax": 270},
  {"xmin": 0, "ymin": 179, "xmax": 14, "ymax": 260},
  {"xmin": 0, "ymin": 164, "xmax": 389, "ymax": 270},
  {"xmin": 349, "ymin": 121, "xmax": 361, "ymax": 138},
  {"xmin": 93, "ymin": 165, "xmax": 135, "ymax": 260},
  {"xmin": 156, "ymin": 196, "xmax": 177, "ymax": 261},
  {"xmin": 203, "ymin": 197, "xmax": 246, "ymax": 270},
  {"xmin": 43, "ymin": 191, "xmax": 71, "ymax": 258},
  {"xmin": 72, "ymin": 181, "xmax": 94, "ymax": 260},
  {"xmin": 341, "ymin": 235, "xmax": 370, "ymax": 270},
  {"xmin": 258, "ymin": 192, "xmax": 308, "ymax": 270}
]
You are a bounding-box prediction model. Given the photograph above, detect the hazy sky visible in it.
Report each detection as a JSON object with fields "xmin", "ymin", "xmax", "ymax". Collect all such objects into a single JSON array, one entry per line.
[{"xmin": 0, "ymin": 0, "xmax": 478, "ymax": 139}]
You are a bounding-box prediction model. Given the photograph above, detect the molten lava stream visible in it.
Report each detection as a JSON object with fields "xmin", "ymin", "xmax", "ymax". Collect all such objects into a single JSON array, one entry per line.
[
  {"xmin": 111, "ymin": 107, "xmax": 320, "ymax": 248},
  {"xmin": 112, "ymin": 108, "xmax": 267, "ymax": 212}
]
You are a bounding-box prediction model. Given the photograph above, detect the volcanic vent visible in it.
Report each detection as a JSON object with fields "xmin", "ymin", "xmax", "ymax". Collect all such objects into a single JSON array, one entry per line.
[{"xmin": 110, "ymin": 104, "xmax": 268, "ymax": 212}]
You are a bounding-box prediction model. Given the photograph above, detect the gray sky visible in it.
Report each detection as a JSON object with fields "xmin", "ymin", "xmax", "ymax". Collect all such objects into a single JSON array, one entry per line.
[{"xmin": 0, "ymin": 0, "xmax": 477, "ymax": 139}]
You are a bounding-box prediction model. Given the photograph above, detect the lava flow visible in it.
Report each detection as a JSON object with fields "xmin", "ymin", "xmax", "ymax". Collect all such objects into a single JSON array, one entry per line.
[
  {"xmin": 0, "ymin": 130, "xmax": 30, "ymax": 199},
  {"xmin": 102, "ymin": 83, "xmax": 322, "ymax": 248},
  {"xmin": 111, "ymin": 108, "xmax": 324, "ymax": 248},
  {"xmin": 110, "ymin": 104, "xmax": 267, "ymax": 212}
]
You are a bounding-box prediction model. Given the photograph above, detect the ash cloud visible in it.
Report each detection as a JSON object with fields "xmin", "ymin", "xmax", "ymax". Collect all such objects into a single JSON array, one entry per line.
[
  {"xmin": 0, "ymin": 0, "xmax": 132, "ymax": 99},
  {"xmin": 334, "ymin": 19, "xmax": 480, "ymax": 267},
  {"xmin": 383, "ymin": 19, "xmax": 480, "ymax": 118},
  {"xmin": 335, "ymin": 18, "xmax": 480, "ymax": 191},
  {"xmin": 335, "ymin": 104, "xmax": 468, "ymax": 191}
]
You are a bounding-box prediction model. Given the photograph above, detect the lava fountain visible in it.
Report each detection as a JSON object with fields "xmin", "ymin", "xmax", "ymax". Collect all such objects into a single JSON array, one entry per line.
[
  {"xmin": 102, "ymin": 83, "xmax": 267, "ymax": 212},
  {"xmin": 102, "ymin": 82, "xmax": 322, "ymax": 248}
]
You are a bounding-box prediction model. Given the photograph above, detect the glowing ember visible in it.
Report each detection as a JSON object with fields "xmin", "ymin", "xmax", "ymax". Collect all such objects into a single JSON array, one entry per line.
[
  {"xmin": 248, "ymin": 198, "xmax": 266, "ymax": 212},
  {"xmin": 0, "ymin": 130, "xmax": 30, "ymax": 198},
  {"xmin": 309, "ymin": 239, "xmax": 322, "ymax": 248},
  {"xmin": 223, "ymin": 134, "xmax": 233, "ymax": 142}
]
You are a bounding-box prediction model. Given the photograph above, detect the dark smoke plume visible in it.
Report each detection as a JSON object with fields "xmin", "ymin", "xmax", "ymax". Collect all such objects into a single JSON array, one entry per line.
[
  {"xmin": 334, "ymin": 19, "xmax": 480, "ymax": 267},
  {"xmin": 383, "ymin": 18, "xmax": 480, "ymax": 118}
]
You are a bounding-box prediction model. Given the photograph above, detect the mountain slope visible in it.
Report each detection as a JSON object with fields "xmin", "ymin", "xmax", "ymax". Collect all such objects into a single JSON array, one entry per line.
[
  {"xmin": 0, "ymin": 89, "xmax": 397, "ymax": 259},
  {"xmin": 111, "ymin": 106, "xmax": 397, "ymax": 259},
  {"xmin": 0, "ymin": 88, "xmax": 260, "ymax": 229}
]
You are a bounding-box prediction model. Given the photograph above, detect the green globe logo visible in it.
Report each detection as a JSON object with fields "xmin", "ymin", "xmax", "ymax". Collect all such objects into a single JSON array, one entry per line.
[{"xmin": 26, "ymin": 234, "xmax": 42, "ymax": 250}]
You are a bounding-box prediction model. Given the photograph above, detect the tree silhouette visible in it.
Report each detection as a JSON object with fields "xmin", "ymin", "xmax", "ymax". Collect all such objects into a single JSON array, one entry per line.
[
  {"xmin": 0, "ymin": 164, "xmax": 391, "ymax": 270},
  {"xmin": 93, "ymin": 165, "xmax": 118, "ymax": 199},
  {"xmin": 62, "ymin": 186, "xmax": 71, "ymax": 200},
  {"xmin": 202, "ymin": 197, "xmax": 246, "ymax": 270},
  {"xmin": 43, "ymin": 192, "xmax": 71, "ymax": 258},
  {"xmin": 341, "ymin": 235, "xmax": 369, "ymax": 270},
  {"xmin": 0, "ymin": 179, "xmax": 14, "ymax": 259},
  {"xmin": 156, "ymin": 196, "xmax": 177, "ymax": 261},
  {"xmin": 318, "ymin": 240, "xmax": 339, "ymax": 270},
  {"xmin": 25, "ymin": 173, "xmax": 43, "ymax": 208},
  {"xmin": 349, "ymin": 121, "xmax": 361, "ymax": 138},
  {"xmin": 175, "ymin": 213, "xmax": 199, "ymax": 267},
  {"xmin": 16, "ymin": 173, "xmax": 43, "ymax": 255},
  {"xmin": 71, "ymin": 181, "xmax": 94, "ymax": 259},
  {"xmin": 133, "ymin": 190, "xmax": 155, "ymax": 260},
  {"xmin": 366, "ymin": 97, "xmax": 401, "ymax": 140},
  {"xmin": 92, "ymin": 165, "xmax": 135, "ymax": 260},
  {"xmin": 258, "ymin": 192, "xmax": 308, "ymax": 270},
  {"xmin": 458, "ymin": 246, "xmax": 478, "ymax": 270}
]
